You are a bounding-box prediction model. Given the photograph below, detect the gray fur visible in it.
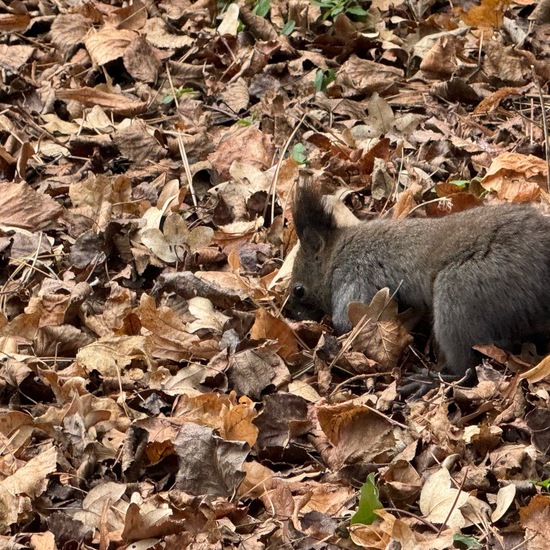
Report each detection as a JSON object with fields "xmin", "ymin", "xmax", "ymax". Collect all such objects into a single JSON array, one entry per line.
[{"xmin": 288, "ymin": 187, "xmax": 550, "ymax": 378}]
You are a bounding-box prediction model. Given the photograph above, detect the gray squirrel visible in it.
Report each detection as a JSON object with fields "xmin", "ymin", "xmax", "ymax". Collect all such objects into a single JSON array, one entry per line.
[{"xmin": 287, "ymin": 184, "xmax": 550, "ymax": 380}]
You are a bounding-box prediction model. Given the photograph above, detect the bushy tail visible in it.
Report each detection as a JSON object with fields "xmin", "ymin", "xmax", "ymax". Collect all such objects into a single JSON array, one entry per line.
[{"xmin": 292, "ymin": 184, "xmax": 336, "ymax": 244}]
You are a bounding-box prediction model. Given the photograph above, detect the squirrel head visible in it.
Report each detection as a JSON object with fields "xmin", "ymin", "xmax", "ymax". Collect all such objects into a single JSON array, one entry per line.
[{"xmin": 286, "ymin": 185, "xmax": 337, "ymax": 322}]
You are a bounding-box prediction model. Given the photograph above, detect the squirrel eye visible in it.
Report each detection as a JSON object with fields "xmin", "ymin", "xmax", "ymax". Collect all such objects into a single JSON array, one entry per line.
[{"xmin": 293, "ymin": 284, "xmax": 305, "ymax": 299}]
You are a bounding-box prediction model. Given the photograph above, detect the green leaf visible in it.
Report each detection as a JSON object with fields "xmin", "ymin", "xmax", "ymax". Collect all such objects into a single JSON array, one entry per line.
[
  {"xmin": 292, "ymin": 143, "xmax": 307, "ymax": 164},
  {"xmin": 237, "ymin": 117, "xmax": 253, "ymax": 126},
  {"xmin": 346, "ymin": 5, "xmax": 368, "ymax": 16},
  {"xmin": 533, "ymin": 478, "xmax": 550, "ymax": 489},
  {"xmin": 350, "ymin": 473, "xmax": 382, "ymax": 525},
  {"xmin": 282, "ymin": 20, "xmax": 296, "ymax": 35},
  {"xmin": 449, "ymin": 179, "xmax": 469, "ymax": 187},
  {"xmin": 453, "ymin": 533, "xmax": 482, "ymax": 548},
  {"xmin": 253, "ymin": 0, "xmax": 270, "ymax": 18},
  {"xmin": 324, "ymin": 68, "xmax": 335, "ymax": 85},
  {"xmin": 314, "ymin": 69, "xmax": 325, "ymax": 93}
]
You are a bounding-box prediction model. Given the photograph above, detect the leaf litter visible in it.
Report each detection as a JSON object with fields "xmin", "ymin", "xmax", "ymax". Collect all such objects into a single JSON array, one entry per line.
[{"xmin": 1, "ymin": 0, "xmax": 550, "ymax": 548}]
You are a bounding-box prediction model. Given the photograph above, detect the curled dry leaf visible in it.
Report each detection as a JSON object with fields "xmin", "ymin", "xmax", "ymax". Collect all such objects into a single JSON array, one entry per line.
[
  {"xmin": 347, "ymin": 288, "xmax": 414, "ymax": 370},
  {"xmin": 55, "ymin": 87, "xmax": 147, "ymax": 116},
  {"xmin": 250, "ymin": 307, "xmax": 299, "ymax": 360},
  {"xmin": 76, "ymin": 335, "xmax": 155, "ymax": 378},
  {"xmin": 491, "ymin": 484, "xmax": 516, "ymax": 522},
  {"xmin": 480, "ymin": 152, "xmax": 548, "ymax": 202},
  {"xmin": 314, "ymin": 399, "xmax": 409, "ymax": 469},
  {"xmin": 136, "ymin": 294, "xmax": 218, "ymax": 361},
  {"xmin": 350, "ymin": 509, "xmax": 454, "ymax": 550},
  {"xmin": 74, "ymin": 482, "xmax": 128, "ymax": 532}
]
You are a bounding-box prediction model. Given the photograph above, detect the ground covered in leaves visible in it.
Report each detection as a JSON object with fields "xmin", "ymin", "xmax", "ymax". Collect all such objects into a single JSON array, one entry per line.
[{"xmin": 3, "ymin": 0, "xmax": 550, "ymax": 548}]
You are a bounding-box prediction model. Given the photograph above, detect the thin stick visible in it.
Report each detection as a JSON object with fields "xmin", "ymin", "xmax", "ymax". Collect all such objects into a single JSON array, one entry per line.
[
  {"xmin": 531, "ymin": 66, "xmax": 550, "ymax": 192},
  {"xmin": 265, "ymin": 113, "xmax": 306, "ymax": 222},
  {"xmin": 437, "ymin": 467, "xmax": 468, "ymax": 536},
  {"xmin": 166, "ymin": 66, "xmax": 197, "ymax": 207}
]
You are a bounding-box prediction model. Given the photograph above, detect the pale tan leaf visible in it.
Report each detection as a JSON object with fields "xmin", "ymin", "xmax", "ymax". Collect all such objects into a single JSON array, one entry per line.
[
  {"xmin": 419, "ymin": 468, "xmax": 468, "ymax": 529},
  {"xmin": 85, "ymin": 27, "xmax": 137, "ymax": 66},
  {"xmin": 0, "ymin": 44, "xmax": 34, "ymax": 73},
  {"xmin": 218, "ymin": 4, "xmax": 240, "ymax": 36},
  {"xmin": 1, "ymin": 446, "xmax": 57, "ymax": 498}
]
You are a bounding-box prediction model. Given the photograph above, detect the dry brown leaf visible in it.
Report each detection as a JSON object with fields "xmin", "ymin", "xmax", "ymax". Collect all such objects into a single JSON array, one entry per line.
[
  {"xmin": 519, "ymin": 354, "xmax": 550, "ymax": 383},
  {"xmin": 1, "ymin": 446, "xmax": 57, "ymax": 499},
  {"xmin": 76, "ymin": 335, "xmax": 155, "ymax": 378},
  {"xmin": 114, "ymin": 120, "xmax": 167, "ymax": 164},
  {"xmin": 419, "ymin": 468, "xmax": 468, "ymax": 529},
  {"xmin": 460, "ymin": 0, "xmax": 512, "ymax": 28},
  {"xmin": 520, "ymin": 494, "xmax": 550, "ymax": 538},
  {"xmin": 419, "ymin": 35, "xmax": 460, "ymax": 77},
  {"xmin": 0, "ymin": 183, "xmax": 63, "ymax": 231},
  {"xmin": 208, "ymin": 126, "xmax": 274, "ymax": 181},
  {"xmin": 238, "ymin": 461, "xmax": 275, "ymax": 499},
  {"xmin": 50, "ymin": 14, "xmax": 92, "ymax": 57},
  {"xmin": 347, "ymin": 289, "xmax": 414, "ymax": 370},
  {"xmin": 0, "ymin": 44, "xmax": 34, "ymax": 73},
  {"xmin": 492, "ymin": 484, "xmax": 516, "ymax": 522},
  {"xmin": 250, "ymin": 308, "xmax": 299, "ymax": 360},
  {"xmin": 173, "ymin": 422, "xmax": 248, "ymax": 497},
  {"xmin": 74, "ymin": 482, "xmax": 128, "ymax": 532},
  {"xmin": 473, "ymin": 86, "xmax": 526, "ymax": 114},
  {"xmin": 0, "ymin": 12, "xmax": 30, "ymax": 32},
  {"xmin": 314, "ymin": 399, "xmax": 406, "ymax": 469},
  {"xmin": 480, "ymin": 152, "xmax": 547, "ymax": 202},
  {"xmin": 123, "ymin": 37, "xmax": 161, "ymax": 83},
  {"xmin": 335, "ymin": 55, "xmax": 403, "ymax": 96},
  {"xmin": 29, "ymin": 532, "xmax": 56, "ymax": 550},
  {"xmin": 56, "ymin": 87, "xmax": 147, "ymax": 116},
  {"xmin": 143, "ymin": 17, "xmax": 194, "ymax": 49},
  {"xmin": 85, "ymin": 27, "xmax": 138, "ymax": 66}
]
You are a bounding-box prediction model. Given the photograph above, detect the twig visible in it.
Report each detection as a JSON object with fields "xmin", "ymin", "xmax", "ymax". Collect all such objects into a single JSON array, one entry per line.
[
  {"xmin": 264, "ymin": 113, "xmax": 306, "ymax": 222},
  {"xmin": 437, "ymin": 467, "xmax": 468, "ymax": 537},
  {"xmin": 166, "ymin": 65, "xmax": 197, "ymax": 207},
  {"xmin": 531, "ymin": 65, "xmax": 550, "ymax": 193}
]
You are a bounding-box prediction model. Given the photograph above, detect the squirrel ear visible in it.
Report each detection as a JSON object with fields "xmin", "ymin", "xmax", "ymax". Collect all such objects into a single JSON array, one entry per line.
[{"xmin": 302, "ymin": 226, "xmax": 326, "ymax": 254}]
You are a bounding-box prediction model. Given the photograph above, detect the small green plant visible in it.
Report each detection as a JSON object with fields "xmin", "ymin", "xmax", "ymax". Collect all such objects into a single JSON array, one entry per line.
[
  {"xmin": 292, "ymin": 143, "xmax": 308, "ymax": 165},
  {"xmin": 237, "ymin": 114, "xmax": 258, "ymax": 126},
  {"xmin": 282, "ymin": 20, "xmax": 296, "ymax": 35},
  {"xmin": 350, "ymin": 473, "xmax": 382, "ymax": 525},
  {"xmin": 162, "ymin": 87, "xmax": 197, "ymax": 105},
  {"xmin": 532, "ymin": 478, "xmax": 550, "ymax": 490},
  {"xmin": 253, "ymin": 0, "xmax": 270, "ymax": 17},
  {"xmin": 312, "ymin": 0, "xmax": 367, "ymax": 20},
  {"xmin": 314, "ymin": 68, "xmax": 335, "ymax": 94},
  {"xmin": 453, "ymin": 534, "xmax": 482, "ymax": 549}
]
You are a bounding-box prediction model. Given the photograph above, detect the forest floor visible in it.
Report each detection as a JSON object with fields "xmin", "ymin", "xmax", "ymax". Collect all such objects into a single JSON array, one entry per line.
[{"xmin": 1, "ymin": 0, "xmax": 550, "ymax": 548}]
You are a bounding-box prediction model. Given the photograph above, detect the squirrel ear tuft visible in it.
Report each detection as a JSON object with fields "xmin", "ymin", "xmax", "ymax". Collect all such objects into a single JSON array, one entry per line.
[{"xmin": 292, "ymin": 184, "xmax": 336, "ymax": 244}]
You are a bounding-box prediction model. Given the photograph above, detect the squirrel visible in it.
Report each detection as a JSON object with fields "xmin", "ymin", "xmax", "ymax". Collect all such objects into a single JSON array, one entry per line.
[{"xmin": 287, "ymin": 184, "xmax": 550, "ymax": 381}]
